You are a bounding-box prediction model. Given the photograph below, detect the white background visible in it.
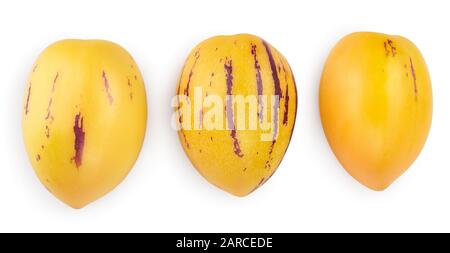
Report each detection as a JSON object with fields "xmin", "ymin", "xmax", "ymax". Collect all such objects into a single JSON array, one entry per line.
[{"xmin": 0, "ymin": 0, "xmax": 449, "ymax": 233}]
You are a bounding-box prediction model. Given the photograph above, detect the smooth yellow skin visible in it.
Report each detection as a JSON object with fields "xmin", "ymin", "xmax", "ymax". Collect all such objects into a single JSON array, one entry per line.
[
  {"xmin": 22, "ymin": 40, "xmax": 147, "ymax": 208},
  {"xmin": 176, "ymin": 34, "xmax": 297, "ymax": 196},
  {"xmin": 320, "ymin": 32, "xmax": 432, "ymax": 190}
]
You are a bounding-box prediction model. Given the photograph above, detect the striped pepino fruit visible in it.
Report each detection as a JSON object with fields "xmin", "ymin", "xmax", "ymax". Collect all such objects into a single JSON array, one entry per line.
[
  {"xmin": 320, "ymin": 32, "xmax": 432, "ymax": 190},
  {"xmin": 175, "ymin": 34, "xmax": 297, "ymax": 196},
  {"xmin": 22, "ymin": 39, "xmax": 147, "ymax": 208}
]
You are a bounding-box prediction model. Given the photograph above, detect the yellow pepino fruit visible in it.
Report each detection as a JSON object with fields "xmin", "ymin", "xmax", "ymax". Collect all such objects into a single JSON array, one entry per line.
[
  {"xmin": 320, "ymin": 32, "xmax": 432, "ymax": 190},
  {"xmin": 22, "ymin": 40, "xmax": 147, "ymax": 208},
  {"xmin": 175, "ymin": 34, "xmax": 297, "ymax": 196}
]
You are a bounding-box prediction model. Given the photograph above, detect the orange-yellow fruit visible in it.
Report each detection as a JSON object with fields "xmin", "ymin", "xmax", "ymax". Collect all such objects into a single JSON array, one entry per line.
[
  {"xmin": 320, "ymin": 32, "xmax": 432, "ymax": 190},
  {"xmin": 175, "ymin": 34, "xmax": 297, "ymax": 196},
  {"xmin": 22, "ymin": 40, "xmax": 147, "ymax": 208}
]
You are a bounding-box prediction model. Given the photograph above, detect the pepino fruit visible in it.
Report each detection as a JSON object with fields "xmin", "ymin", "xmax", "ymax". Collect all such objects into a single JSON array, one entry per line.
[
  {"xmin": 320, "ymin": 32, "xmax": 432, "ymax": 190},
  {"xmin": 22, "ymin": 40, "xmax": 147, "ymax": 208},
  {"xmin": 175, "ymin": 34, "xmax": 297, "ymax": 196}
]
